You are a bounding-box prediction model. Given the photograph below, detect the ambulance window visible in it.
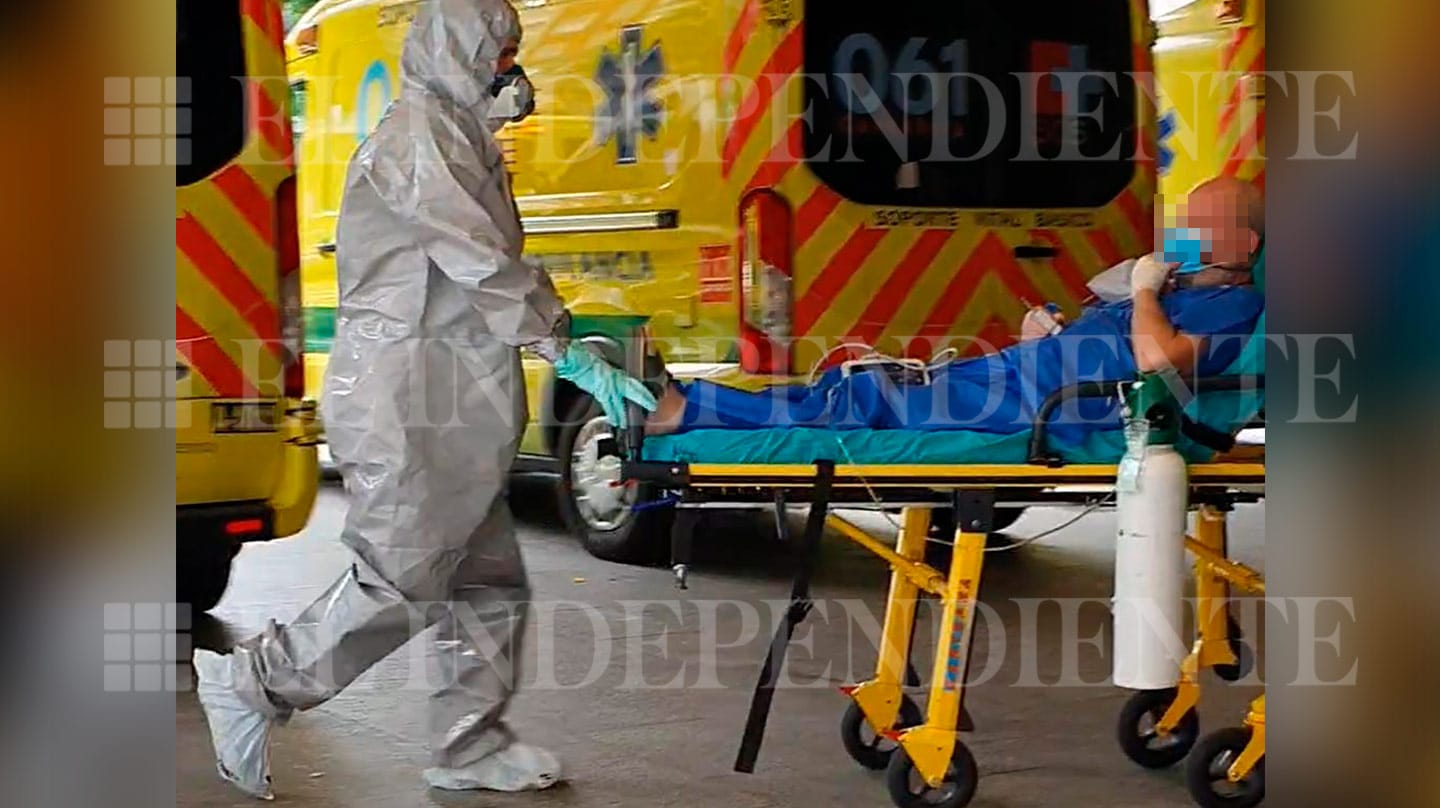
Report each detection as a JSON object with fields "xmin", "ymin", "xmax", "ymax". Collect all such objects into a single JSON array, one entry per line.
[
  {"xmin": 176, "ymin": 0, "xmax": 247, "ymax": 186},
  {"xmin": 802, "ymin": 0, "xmax": 1137, "ymax": 209}
]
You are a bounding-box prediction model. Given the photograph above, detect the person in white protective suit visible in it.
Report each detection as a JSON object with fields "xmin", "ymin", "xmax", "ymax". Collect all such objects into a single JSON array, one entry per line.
[{"xmin": 191, "ymin": 0, "xmax": 655, "ymax": 798}]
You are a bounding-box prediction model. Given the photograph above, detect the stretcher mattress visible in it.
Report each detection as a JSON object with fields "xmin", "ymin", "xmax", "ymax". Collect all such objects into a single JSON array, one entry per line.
[{"xmin": 641, "ymin": 425, "xmax": 1219, "ymax": 466}]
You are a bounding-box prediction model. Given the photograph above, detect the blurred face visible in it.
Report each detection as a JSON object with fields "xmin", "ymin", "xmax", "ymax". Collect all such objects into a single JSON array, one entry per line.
[{"xmin": 1177, "ymin": 186, "xmax": 1260, "ymax": 268}]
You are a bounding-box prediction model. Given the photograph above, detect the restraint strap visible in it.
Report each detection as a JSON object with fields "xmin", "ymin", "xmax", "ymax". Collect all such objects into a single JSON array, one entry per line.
[{"xmin": 733, "ymin": 460, "xmax": 836, "ymax": 773}]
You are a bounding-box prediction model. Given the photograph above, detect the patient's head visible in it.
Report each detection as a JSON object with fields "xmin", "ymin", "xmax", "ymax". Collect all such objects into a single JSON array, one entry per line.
[{"xmin": 1163, "ymin": 176, "xmax": 1264, "ymax": 288}]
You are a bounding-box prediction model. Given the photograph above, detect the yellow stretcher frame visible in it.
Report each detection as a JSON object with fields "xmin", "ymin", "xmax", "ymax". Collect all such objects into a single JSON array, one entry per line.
[{"xmin": 628, "ymin": 458, "xmax": 1267, "ymax": 808}]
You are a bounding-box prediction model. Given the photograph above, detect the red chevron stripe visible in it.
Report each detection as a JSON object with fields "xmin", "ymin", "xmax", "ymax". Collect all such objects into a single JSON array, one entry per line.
[
  {"xmin": 745, "ymin": 119, "xmax": 804, "ymax": 191},
  {"xmin": 1222, "ymin": 112, "xmax": 1264, "ymax": 178},
  {"xmin": 721, "ymin": 24, "xmax": 803, "ymax": 178},
  {"xmin": 241, "ymin": 0, "xmax": 282, "ymax": 47},
  {"xmin": 1222, "ymin": 26, "xmax": 1251, "ymax": 69},
  {"xmin": 850, "ymin": 229, "xmax": 951, "ymax": 346},
  {"xmin": 176, "ymin": 306, "xmax": 258, "ymax": 398},
  {"xmin": 1116, "ymin": 189, "xmax": 1150, "ymax": 245},
  {"xmin": 795, "ymin": 225, "xmax": 886, "ymax": 336},
  {"xmin": 213, "ymin": 165, "xmax": 274, "ymax": 248},
  {"xmin": 795, "ymin": 185, "xmax": 843, "ymax": 248},
  {"xmin": 249, "ymin": 80, "xmax": 294, "ymax": 164},
  {"xmin": 177, "ymin": 213, "xmax": 282, "ymax": 352},
  {"xmin": 1085, "ymin": 227, "xmax": 1124, "ymax": 267},
  {"xmin": 1027, "ymin": 230, "xmax": 1093, "ymax": 304},
  {"xmin": 723, "ymin": 0, "xmax": 761, "ymax": 75},
  {"xmin": 1220, "ymin": 47, "xmax": 1267, "ymax": 134}
]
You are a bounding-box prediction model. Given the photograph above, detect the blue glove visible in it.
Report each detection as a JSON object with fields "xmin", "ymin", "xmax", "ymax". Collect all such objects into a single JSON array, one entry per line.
[{"xmin": 553, "ymin": 343, "xmax": 657, "ymax": 428}]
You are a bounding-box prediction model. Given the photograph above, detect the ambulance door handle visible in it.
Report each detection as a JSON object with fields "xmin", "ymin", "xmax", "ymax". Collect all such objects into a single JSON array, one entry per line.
[
  {"xmin": 1013, "ymin": 245, "xmax": 1058, "ymax": 259},
  {"xmin": 317, "ymin": 242, "xmax": 337, "ymax": 255}
]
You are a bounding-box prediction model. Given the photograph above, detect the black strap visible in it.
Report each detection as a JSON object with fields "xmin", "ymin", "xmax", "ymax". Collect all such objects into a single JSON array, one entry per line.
[
  {"xmin": 1180, "ymin": 415, "xmax": 1237, "ymax": 453},
  {"xmin": 733, "ymin": 461, "xmax": 835, "ymax": 773}
]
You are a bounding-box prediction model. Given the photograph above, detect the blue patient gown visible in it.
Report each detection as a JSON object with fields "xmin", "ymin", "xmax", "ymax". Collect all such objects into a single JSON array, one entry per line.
[{"xmin": 677, "ymin": 286, "xmax": 1264, "ymax": 443}]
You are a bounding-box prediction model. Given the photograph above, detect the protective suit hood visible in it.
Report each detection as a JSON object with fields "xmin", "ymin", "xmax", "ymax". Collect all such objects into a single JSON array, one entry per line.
[{"xmin": 400, "ymin": 0, "xmax": 522, "ymax": 114}]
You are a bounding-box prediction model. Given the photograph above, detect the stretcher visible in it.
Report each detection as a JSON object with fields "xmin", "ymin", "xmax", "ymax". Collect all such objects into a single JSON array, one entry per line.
[{"xmin": 619, "ymin": 376, "xmax": 1268, "ymax": 808}]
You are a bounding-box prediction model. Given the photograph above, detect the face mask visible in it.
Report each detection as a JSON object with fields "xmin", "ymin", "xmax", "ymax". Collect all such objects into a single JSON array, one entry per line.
[
  {"xmin": 1161, "ymin": 227, "xmax": 1211, "ymax": 274},
  {"xmin": 486, "ymin": 64, "xmax": 534, "ymax": 130}
]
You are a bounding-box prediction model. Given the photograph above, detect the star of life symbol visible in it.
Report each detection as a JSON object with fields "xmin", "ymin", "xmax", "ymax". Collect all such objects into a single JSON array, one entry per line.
[{"xmin": 595, "ymin": 26, "xmax": 664, "ymax": 164}]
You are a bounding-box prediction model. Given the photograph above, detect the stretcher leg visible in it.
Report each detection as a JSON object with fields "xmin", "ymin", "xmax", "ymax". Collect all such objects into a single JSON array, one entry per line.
[
  {"xmin": 842, "ymin": 508, "xmax": 929, "ymax": 726},
  {"xmin": 885, "ymin": 492, "xmax": 989, "ymax": 808},
  {"xmin": 839, "ymin": 508, "xmax": 929, "ymax": 769},
  {"xmin": 1195, "ymin": 506, "xmax": 1243, "ymax": 675}
]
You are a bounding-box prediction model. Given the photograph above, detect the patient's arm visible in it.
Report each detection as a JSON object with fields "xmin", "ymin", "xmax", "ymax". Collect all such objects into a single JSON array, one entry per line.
[{"xmin": 1131, "ymin": 289, "xmax": 1202, "ymax": 374}]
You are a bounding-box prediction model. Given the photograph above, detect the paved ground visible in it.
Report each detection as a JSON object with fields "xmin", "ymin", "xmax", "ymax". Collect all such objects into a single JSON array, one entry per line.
[{"xmin": 177, "ymin": 477, "xmax": 1265, "ymax": 807}]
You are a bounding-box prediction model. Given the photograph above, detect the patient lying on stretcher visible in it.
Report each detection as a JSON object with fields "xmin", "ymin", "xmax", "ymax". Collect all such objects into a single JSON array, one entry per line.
[{"xmin": 645, "ymin": 177, "xmax": 1265, "ymax": 441}]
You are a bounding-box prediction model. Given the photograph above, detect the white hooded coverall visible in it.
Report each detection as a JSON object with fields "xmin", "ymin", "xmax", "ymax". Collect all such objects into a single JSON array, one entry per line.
[{"xmin": 214, "ymin": 0, "xmax": 566, "ymax": 777}]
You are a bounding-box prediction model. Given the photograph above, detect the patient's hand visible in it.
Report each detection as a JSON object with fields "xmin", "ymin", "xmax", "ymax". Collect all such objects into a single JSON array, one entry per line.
[
  {"xmin": 644, "ymin": 383, "xmax": 687, "ymax": 435},
  {"xmin": 1020, "ymin": 306, "xmax": 1066, "ymax": 341}
]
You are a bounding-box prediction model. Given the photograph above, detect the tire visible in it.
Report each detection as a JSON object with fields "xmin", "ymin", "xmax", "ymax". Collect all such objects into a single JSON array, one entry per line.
[
  {"xmin": 885, "ymin": 743, "xmax": 979, "ymax": 808},
  {"xmin": 556, "ymin": 395, "xmax": 671, "ymax": 564},
  {"xmin": 840, "ymin": 695, "xmax": 924, "ymax": 770},
  {"xmin": 1116, "ymin": 687, "xmax": 1201, "ymax": 769},
  {"xmin": 1186, "ymin": 727, "xmax": 1264, "ymax": 808},
  {"xmin": 178, "ymin": 537, "xmax": 236, "ymax": 614}
]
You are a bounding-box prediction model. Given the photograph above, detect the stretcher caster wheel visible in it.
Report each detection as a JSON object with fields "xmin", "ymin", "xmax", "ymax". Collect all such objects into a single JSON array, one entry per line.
[
  {"xmin": 1117, "ymin": 687, "xmax": 1200, "ymax": 769},
  {"xmin": 840, "ymin": 696, "xmax": 923, "ymax": 770},
  {"xmin": 884, "ymin": 743, "xmax": 978, "ymax": 808},
  {"xmin": 1186, "ymin": 727, "xmax": 1264, "ymax": 808},
  {"xmin": 1213, "ymin": 616, "xmax": 1256, "ymax": 683}
]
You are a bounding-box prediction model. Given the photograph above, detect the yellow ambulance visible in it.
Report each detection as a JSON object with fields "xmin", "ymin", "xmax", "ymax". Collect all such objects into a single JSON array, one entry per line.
[
  {"xmin": 1151, "ymin": 0, "xmax": 1265, "ymax": 198},
  {"xmin": 287, "ymin": 0, "xmax": 1158, "ymax": 561},
  {"xmin": 177, "ymin": 0, "xmax": 318, "ymax": 611}
]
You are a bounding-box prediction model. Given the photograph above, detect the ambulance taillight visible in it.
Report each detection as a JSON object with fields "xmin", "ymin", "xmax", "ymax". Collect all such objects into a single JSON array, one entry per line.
[
  {"xmin": 276, "ymin": 175, "xmax": 304, "ymax": 399},
  {"xmin": 737, "ymin": 189, "xmax": 793, "ymax": 375}
]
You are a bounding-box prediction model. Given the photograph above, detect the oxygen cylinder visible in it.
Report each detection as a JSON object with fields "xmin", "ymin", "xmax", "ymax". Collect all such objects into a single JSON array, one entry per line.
[{"xmin": 1112, "ymin": 376, "xmax": 1190, "ymax": 690}]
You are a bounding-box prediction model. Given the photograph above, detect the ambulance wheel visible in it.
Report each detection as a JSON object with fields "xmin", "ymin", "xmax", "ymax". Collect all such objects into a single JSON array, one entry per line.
[
  {"xmin": 884, "ymin": 743, "xmax": 978, "ymax": 808},
  {"xmin": 1117, "ymin": 687, "xmax": 1200, "ymax": 769},
  {"xmin": 1213, "ymin": 615, "xmax": 1256, "ymax": 683},
  {"xmin": 1186, "ymin": 727, "xmax": 1264, "ymax": 808},
  {"xmin": 177, "ymin": 537, "xmax": 235, "ymax": 614},
  {"xmin": 840, "ymin": 695, "xmax": 924, "ymax": 770},
  {"xmin": 557, "ymin": 396, "xmax": 670, "ymax": 564}
]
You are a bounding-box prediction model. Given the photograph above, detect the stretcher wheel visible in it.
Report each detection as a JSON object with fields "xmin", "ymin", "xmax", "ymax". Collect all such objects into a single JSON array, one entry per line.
[
  {"xmin": 884, "ymin": 742, "xmax": 978, "ymax": 808},
  {"xmin": 1186, "ymin": 727, "xmax": 1264, "ymax": 808},
  {"xmin": 1117, "ymin": 687, "xmax": 1200, "ymax": 769},
  {"xmin": 840, "ymin": 696, "xmax": 923, "ymax": 770},
  {"xmin": 1213, "ymin": 615, "xmax": 1256, "ymax": 683}
]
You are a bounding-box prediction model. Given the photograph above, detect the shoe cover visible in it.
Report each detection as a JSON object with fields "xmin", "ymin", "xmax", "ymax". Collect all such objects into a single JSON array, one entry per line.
[
  {"xmin": 423, "ymin": 743, "xmax": 562, "ymax": 792},
  {"xmin": 193, "ymin": 649, "xmax": 276, "ymax": 800}
]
